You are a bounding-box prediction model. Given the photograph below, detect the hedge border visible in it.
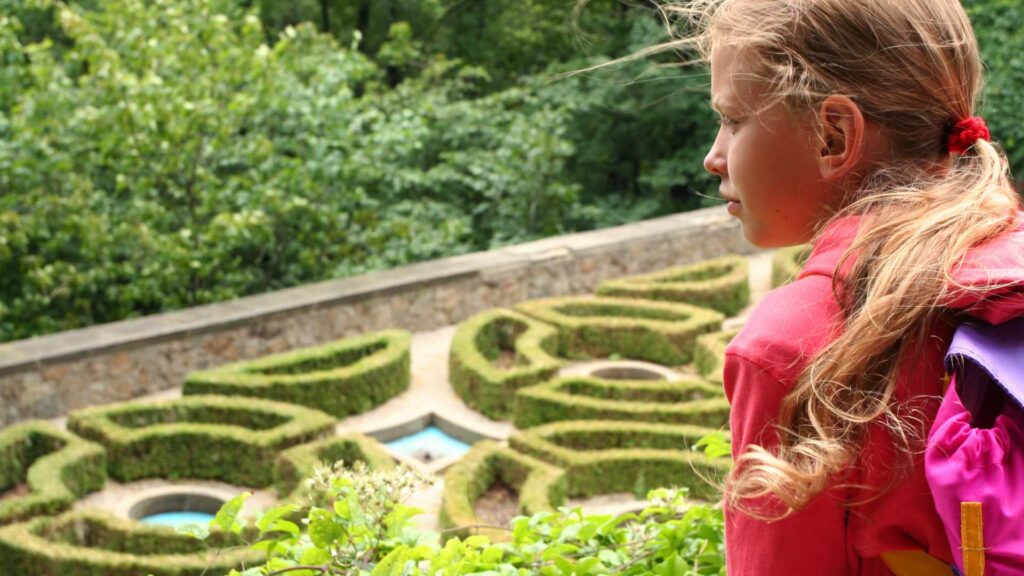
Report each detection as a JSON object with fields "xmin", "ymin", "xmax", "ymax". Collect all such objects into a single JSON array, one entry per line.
[
  {"xmin": 596, "ymin": 255, "xmax": 750, "ymax": 316},
  {"xmin": 439, "ymin": 441, "xmax": 566, "ymax": 542},
  {"xmin": 515, "ymin": 296, "xmax": 724, "ymax": 366},
  {"xmin": 509, "ymin": 420, "xmax": 730, "ymax": 501},
  {"xmin": 514, "ymin": 376, "xmax": 729, "ymax": 429},
  {"xmin": 67, "ymin": 395, "xmax": 334, "ymax": 487},
  {"xmin": 0, "ymin": 509, "xmax": 260, "ymax": 576},
  {"xmin": 0, "ymin": 422, "xmax": 106, "ymax": 526},
  {"xmin": 693, "ymin": 327, "xmax": 742, "ymax": 387},
  {"xmin": 184, "ymin": 330, "xmax": 411, "ymax": 418},
  {"xmin": 448, "ymin": 308, "xmax": 563, "ymax": 419},
  {"xmin": 274, "ymin": 433, "xmax": 396, "ymax": 501},
  {"xmin": 771, "ymin": 245, "xmax": 811, "ymax": 288}
]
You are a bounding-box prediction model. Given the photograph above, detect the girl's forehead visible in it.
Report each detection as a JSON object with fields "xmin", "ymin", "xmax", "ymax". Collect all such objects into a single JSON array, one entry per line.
[{"xmin": 710, "ymin": 47, "xmax": 768, "ymax": 111}]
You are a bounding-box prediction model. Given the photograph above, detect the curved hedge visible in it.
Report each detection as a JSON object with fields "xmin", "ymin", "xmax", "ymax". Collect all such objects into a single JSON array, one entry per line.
[
  {"xmin": 183, "ymin": 330, "xmax": 411, "ymax": 418},
  {"xmin": 0, "ymin": 509, "xmax": 259, "ymax": 576},
  {"xmin": 515, "ymin": 296, "xmax": 723, "ymax": 365},
  {"xmin": 693, "ymin": 327, "xmax": 741, "ymax": 387},
  {"xmin": 440, "ymin": 441, "xmax": 566, "ymax": 542},
  {"xmin": 596, "ymin": 255, "xmax": 750, "ymax": 316},
  {"xmin": 509, "ymin": 420, "xmax": 730, "ymax": 501},
  {"xmin": 448, "ymin": 309, "xmax": 563, "ymax": 419},
  {"xmin": 514, "ymin": 376, "xmax": 729, "ymax": 429},
  {"xmin": 771, "ymin": 245, "xmax": 811, "ymax": 288},
  {"xmin": 0, "ymin": 422, "xmax": 106, "ymax": 526},
  {"xmin": 275, "ymin": 433, "xmax": 396, "ymax": 501},
  {"xmin": 66, "ymin": 395, "xmax": 334, "ymax": 487}
]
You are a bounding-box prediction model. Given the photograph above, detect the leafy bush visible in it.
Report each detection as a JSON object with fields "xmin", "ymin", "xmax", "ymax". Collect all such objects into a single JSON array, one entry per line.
[
  {"xmin": 275, "ymin": 434, "xmax": 395, "ymax": 501},
  {"xmin": 597, "ymin": 255, "xmax": 750, "ymax": 316},
  {"xmin": 693, "ymin": 327, "xmax": 741, "ymax": 387}
]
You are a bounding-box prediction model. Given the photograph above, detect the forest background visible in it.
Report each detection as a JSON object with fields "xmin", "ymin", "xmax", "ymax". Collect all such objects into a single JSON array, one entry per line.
[{"xmin": 1, "ymin": 0, "xmax": 1021, "ymax": 343}]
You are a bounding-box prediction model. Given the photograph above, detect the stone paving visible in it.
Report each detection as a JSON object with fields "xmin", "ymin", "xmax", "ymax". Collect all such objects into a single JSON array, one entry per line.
[{"xmin": 57, "ymin": 250, "xmax": 777, "ymax": 530}]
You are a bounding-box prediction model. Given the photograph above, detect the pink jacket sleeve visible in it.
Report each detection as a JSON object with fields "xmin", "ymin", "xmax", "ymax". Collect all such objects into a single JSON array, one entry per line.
[{"xmin": 723, "ymin": 352, "xmax": 852, "ymax": 576}]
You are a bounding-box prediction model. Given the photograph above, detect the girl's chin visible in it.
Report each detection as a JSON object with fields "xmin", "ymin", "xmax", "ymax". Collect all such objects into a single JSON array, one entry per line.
[{"xmin": 726, "ymin": 200, "xmax": 742, "ymax": 216}]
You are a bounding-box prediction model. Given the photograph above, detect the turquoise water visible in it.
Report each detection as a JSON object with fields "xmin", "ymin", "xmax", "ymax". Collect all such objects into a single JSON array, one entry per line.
[
  {"xmin": 140, "ymin": 511, "xmax": 215, "ymax": 527},
  {"xmin": 386, "ymin": 426, "xmax": 471, "ymax": 462}
]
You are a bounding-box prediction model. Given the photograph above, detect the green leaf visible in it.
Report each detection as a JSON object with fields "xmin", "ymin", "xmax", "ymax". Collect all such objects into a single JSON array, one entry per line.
[{"xmin": 212, "ymin": 491, "xmax": 251, "ymax": 535}]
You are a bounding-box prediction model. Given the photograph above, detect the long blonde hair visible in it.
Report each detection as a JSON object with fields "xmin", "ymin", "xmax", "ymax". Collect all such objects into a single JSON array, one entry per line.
[{"xmin": 653, "ymin": 0, "xmax": 1022, "ymax": 518}]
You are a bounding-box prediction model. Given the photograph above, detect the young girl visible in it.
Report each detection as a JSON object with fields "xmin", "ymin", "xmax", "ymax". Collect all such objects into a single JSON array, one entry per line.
[{"xmin": 669, "ymin": 0, "xmax": 1024, "ymax": 574}]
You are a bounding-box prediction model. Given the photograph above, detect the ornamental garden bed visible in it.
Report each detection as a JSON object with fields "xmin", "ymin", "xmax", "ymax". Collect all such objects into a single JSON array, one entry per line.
[{"xmin": 596, "ymin": 254, "xmax": 750, "ymax": 316}]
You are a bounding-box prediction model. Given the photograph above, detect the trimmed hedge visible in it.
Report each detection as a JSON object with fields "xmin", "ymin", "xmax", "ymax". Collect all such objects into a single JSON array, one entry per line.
[
  {"xmin": 448, "ymin": 309, "xmax": 563, "ymax": 419},
  {"xmin": 0, "ymin": 509, "xmax": 260, "ymax": 576},
  {"xmin": 66, "ymin": 395, "xmax": 334, "ymax": 487},
  {"xmin": 275, "ymin": 433, "xmax": 396, "ymax": 501},
  {"xmin": 515, "ymin": 296, "xmax": 724, "ymax": 365},
  {"xmin": 771, "ymin": 245, "xmax": 811, "ymax": 288},
  {"xmin": 509, "ymin": 420, "xmax": 730, "ymax": 501},
  {"xmin": 184, "ymin": 330, "xmax": 411, "ymax": 418},
  {"xmin": 439, "ymin": 441, "xmax": 566, "ymax": 542},
  {"xmin": 514, "ymin": 376, "xmax": 729, "ymax": 429},
  {"xmin": 693, "ymin": 327, "xmax": 741, "ymax": 387},
  {"xmin": 0, "ymin": 422, "xmax": 106, "ymax": 526},
  {"xmin": 597, "ymin": 255, "xmax": 750, "ymax": 316}
]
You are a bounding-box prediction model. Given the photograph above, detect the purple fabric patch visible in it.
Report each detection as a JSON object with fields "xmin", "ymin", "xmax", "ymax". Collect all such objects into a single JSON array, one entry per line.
[{"xmin": 945, "ymin": 316, "xmax": 1024, "ymax": 426}]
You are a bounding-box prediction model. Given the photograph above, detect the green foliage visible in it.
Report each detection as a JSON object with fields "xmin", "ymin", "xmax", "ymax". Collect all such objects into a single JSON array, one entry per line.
[
  {"xmin": 770, "ymin": 245, "xmax": 811, "ymax": 289},
  {"xmin": 184, "ymin": 330, "xmax": 412, "ymax": 418},
  {"xmin": 66, "ymin": 395, "xmax": 335, "ymax": 486},
  {"xmin": 275, "ymin": 434, "xmax": 396, "ymax": 501},
  {"xmin": 692, "ymin": 327, "xmax": 741, "ymax": 387},
  {"xmin": 597, "ymin": 255, "xmax": 751, "ymax": 316},
  {"xmin": 0, "ymin": 421, "xmax": 106, "ymax": 525}
]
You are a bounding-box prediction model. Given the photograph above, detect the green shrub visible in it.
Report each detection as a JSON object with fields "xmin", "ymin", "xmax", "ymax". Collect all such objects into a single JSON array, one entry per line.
[
  {"xmin": 0, "ymin": 509, "xmax": 259, "ymax": 576},
  {"xmin": 771, "ymin": 245, "xmax": 811, "ymax": 288},
  {"xmin": 439, "ymin": 441, "xmax": 566, "ymax": 542},
  {"xmin": 0, "ymin": 422, "xmax": 106, "ymax": 526},
  {"xmin": 448, "ymin": 309, "xmax": 562, "ymax": 419},
  {"xmin": 597, "ymin": 255, "xmax": 750, "ymax": 316},
  {"xmin": 514, "ymin": 376, "xmax": 729, "ymax": 429},
  {"xmin": 509, "ymin": 420, "xmax": 730, "ymax": 501},
  {"xmin": 274, "ymin": 433, "xmax": 395, "ymax": 500},
  {"xmin": 66, "ymin": 395, "xmax": 334, "ymax": 487},
  {"xmin": 693, "ymin": 327, "xmax": 741, "ymax": 387},
  {"xmin": 184, "ymin": 330, "xmax": 411, "ymax": 418},
  {"xmin": 515, "ymin": 296, "xmax": 723, "ymax": 365}
]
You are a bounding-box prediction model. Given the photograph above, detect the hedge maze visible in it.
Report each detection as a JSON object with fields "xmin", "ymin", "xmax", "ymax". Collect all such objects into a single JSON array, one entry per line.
[
  {"xmin": 597, "ymin": 255, "xmax": 750, "ymax": 316},
  {"xmin": 184, "ymin": 329, "xmax": 412, "ymax": 418}
]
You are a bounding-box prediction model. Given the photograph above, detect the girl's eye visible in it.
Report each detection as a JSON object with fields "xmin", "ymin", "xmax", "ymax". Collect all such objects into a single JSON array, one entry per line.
[{"xmin": 719, "ymin": 116, "xmax": 739, "ymax": 128}]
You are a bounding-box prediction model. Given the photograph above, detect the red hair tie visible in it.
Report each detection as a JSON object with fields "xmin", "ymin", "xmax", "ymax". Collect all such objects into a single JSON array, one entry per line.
[{"xmin": 947, "ymin": 116, "xmax": 991, "ymax": 155}]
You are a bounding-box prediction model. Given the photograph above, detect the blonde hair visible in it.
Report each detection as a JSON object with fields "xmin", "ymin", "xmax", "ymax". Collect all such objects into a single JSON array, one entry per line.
[{"xmin": 651, "ymin": 0, "xmax": 1022, "ymax": 518}]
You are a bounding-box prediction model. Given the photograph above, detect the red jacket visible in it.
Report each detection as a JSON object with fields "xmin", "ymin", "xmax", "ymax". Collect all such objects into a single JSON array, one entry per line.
[{"xmin": 723, "ymin": 214, "xmax": 1024, "ymax": 575}]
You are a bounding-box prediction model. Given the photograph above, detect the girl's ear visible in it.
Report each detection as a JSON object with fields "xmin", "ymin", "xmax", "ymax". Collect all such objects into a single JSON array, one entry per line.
[{"xmin": 816, "ymin": 95, "xmax": 866, "ymax": 182}]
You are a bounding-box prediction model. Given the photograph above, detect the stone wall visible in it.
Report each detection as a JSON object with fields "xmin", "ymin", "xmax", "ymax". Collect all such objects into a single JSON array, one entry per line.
[{"xmin": 0, "ymin": 206, "xmax": 755, "ymax": 428}]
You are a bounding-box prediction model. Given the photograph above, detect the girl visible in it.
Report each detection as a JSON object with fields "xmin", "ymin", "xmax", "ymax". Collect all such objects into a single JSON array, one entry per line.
[{"xmin": 667, "ymin": 0, "xmax": 1024, "ymax": 574}]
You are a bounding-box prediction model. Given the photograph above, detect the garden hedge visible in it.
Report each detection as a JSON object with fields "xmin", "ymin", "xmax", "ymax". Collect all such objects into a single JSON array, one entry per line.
[
  {"xmin": 515, "ymin": 296, "xmax": 724, "ymax": 366},
  {"xmin": 693, "ymin": 327, "xmax": 742, "ymax": 387},
  {"xmin": 66, "ymin": 395, "xmax": 334, "ymax": 487},
  {"xmin": 509, "ymin": 420, "xmax": 730, "ymax": 501},
  {"xmin": 448, "ymin": 309, "xmax": 563, "ymax": 419},
  {"xmin": 0, "ymin": 509, "xmax": 260, "ymax": 576},
  {"xmin": 596, "ymin": 255, "xmax": 750, "ymax": 316},
  {"xmin": 184, "ymin": 330, "xmax": 411, "ymax": 418},
  {"xmin": 439, "ymin": 441, "xmax": 566, "ymax": 542},
  {"xmin": 275, "ymin": 433, "xmax": 396, "ymax": 501},
  {"xmin": 514, "ymin": 376, "xmax": 729, "ymax": 429},
  {"xmin": 0, "ymin": 422, "xmax": 106, "ymax": 526},
  {"xmin": 771, "ymin": 245, "xmax": 811, "ymax": 288}
]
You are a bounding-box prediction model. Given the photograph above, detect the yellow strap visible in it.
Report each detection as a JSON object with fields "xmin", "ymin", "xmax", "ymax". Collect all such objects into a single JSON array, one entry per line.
[
  {"xmin": 881, "ymin": 549, "xmax": 953, "ymax": 576},
  {"xmin": 961, "ymin": 502, "xmax": 985, "ymax": 576}
]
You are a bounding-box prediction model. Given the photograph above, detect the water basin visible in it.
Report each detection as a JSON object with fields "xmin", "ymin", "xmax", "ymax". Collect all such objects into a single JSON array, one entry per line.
[
  {"xmin": 140, "ymin": 511, "xmax": 216, "ymax": 527},
  {"xmin": 385, "ymin": 425, "xmax": 471, "ymax": 463}
]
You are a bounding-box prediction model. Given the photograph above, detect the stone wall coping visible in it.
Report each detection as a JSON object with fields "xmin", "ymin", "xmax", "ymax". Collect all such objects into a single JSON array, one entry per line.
[{"xmin": 0, "ymin": 206, "xmax": 734, "ymax": 376}]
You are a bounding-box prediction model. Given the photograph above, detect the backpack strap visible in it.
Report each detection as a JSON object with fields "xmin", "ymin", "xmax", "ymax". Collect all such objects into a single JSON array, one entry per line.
[
  {"xmin": 880, "ymin": 549, "xmax": 957, "ymax": 576},
  {"xmin": 945, "ymin": 316, "xmax": 1024, "ymax": 427},
  {"xmin": 960, "ymin": 502, "xmax": 986, "ymax": 576}
]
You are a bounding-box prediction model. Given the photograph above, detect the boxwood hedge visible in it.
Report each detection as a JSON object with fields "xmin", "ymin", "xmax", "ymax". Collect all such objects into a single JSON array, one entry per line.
[
  {"xmin": 509, "ymin": 420, "xmax": 730, "ymax": 501},
  {"xmin": 66, "ymin": 395, "xmax": 334, "ymax": 487},
  {"xmin": 275, "ymin": 433, "xmax": 395, "ymax": 501},
  {"xmin": 771, "ymin": 245, "xmax": 811, "ymax": 288},
  {"xmin": 448, "ymin": 309, "xmax": 563, "ymax": 419},
  {"xmin": 693, "ymin": 327, "xmax": 741, "ymax": 387},
  {"xmin": 513, "ymin": 376, "xmax": 729, "ymax": 429},
  {"xmin": 184, "ymin": 330, "xmax": 411, "ymax": 418},
  {"xmin": 0, "ymin": 422, "xmax": 106, "ymax": 526},
  {"xmin": 439, "ymin": 441, "xmax": 566, "ymax": 542},
  {"xmin": 0, "ymin": 509, "xmax": 260, "ymax": 576},
  {"xmin": 597, "ymin": 255, "xmax": 750, "ymax": 316},
  {"xmin": 515, "ymin": 296, "xmax": 724, "ymax": 366}
]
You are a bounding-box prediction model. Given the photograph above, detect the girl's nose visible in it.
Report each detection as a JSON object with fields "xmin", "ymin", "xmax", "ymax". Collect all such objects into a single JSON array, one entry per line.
[{"xmin": 704, "ymin": 143, "xmax": 727, "ymax": 177}]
